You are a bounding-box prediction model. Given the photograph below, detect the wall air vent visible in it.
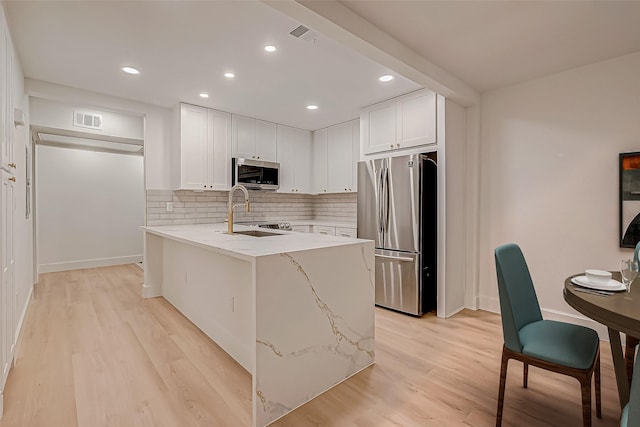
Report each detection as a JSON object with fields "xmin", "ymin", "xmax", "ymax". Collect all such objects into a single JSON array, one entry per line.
[
  {"xmin": 289, "ymin": 25, "xmax": 319, "ymax": 43},
  {"xmin": 73, "ymin": 111, "xmax": 103, "ymax": 130}
]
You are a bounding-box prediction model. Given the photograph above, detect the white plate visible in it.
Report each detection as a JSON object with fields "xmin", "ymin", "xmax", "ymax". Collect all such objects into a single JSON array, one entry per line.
[{"xmin": 571, "ymin": 276, "xmax": 626, "ymax": 291}]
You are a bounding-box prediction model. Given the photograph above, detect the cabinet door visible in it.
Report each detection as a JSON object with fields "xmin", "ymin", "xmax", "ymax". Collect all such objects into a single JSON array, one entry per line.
[
  {"xmin": 276, "ymin": 125, "xmax": 295, "ymax": 193},
  {"xmin": 1, "ymin": 23, "xmax": 13, "ymax": 172},
  {"xmin": 291, "ymin": 225, "xmax": 310, "ymax": 233},
  {"xmin": 180, "ymin": 104, "xmax": 209, "ymax": 190},
  {"xmin": 209, "ymin": 109, "xmax": 232, "ymax": 191},
  {"xmin": 312, "ymin": 128, "xmax": 328, "ymax": 194},
  {"xmin": 293, "ymin": 129, "xmax": 311, "ymax": 193},
  {"xmin": 336, "ymin": 227, "xmax": 357, "ymax": 238},
  {"xmin": 232, "ymin": 115, "xmax": 256, "ymax": 159},
  {"xmin": 351, "ymin": 120, "xmax": 360, "ymax": 192},
  {"xmin": 255, "ymin": 119, "xmax": 277, "ymax": 162},
  {"xmin": 313, "ymin": 225, "xmax": 336, "ymax": 236},
  {"xmin": 327, "ymin": 122, "xmax": 353, "ymax": 193},
  {"xmin": 1, "ymin": 171, "xmax": 14, "ymax": 387},
  {"xmin": 361, "ymin": 98, "xmax": 396, "ymax": 155},
  {"xmin": 396, "ymin": 89, "xmax": 436, "ymax": 149}
]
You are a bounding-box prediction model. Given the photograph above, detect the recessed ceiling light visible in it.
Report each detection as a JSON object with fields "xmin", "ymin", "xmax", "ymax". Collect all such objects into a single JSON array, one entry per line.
[
  {"xmin": 224, "ymin": 72, "xmax": 235, "ymax": 78},
  {"xmin": 264, "ymin": 45, "xmax": 277, "ymax": 53},
  {"xmin": 379, "ymin": 75, "xmax": 394, "ymax": 82},
  {"xmin": 121, "ymin": 66, "xmax": 140, "ymax": 75},
  {"xmin": 306, "ymin": 105, "xmax": 318, "ymax": 110},
  {"xmin": 199, "ymin": 93, "xmax": 209, "ymax": 98}
]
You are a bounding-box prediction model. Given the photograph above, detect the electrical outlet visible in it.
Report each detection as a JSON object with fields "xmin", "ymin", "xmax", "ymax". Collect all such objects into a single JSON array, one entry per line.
[{"xmin": 166, "ymin": 202, "xmax": 173, "ymax": 212}]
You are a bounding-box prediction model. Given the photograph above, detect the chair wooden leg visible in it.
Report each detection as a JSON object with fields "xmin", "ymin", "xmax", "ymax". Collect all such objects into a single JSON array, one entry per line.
[
  {"xmin": 595, "ymin": 352, "xmax": 601, "ymax": 419},
  {"xmin": 496, "ymin": 348, "xmax": 509, "ymax": 427},
  {"xmin": 625, "ymin": 334, "xmax": 639, "ymax": 385},
  {"xmin": 579, "ymin": 374, "xmax": 592, "ymax": 427},
  {"xmin": 523, "ymin": 362, "xmax": 529, "ymax": 388}
]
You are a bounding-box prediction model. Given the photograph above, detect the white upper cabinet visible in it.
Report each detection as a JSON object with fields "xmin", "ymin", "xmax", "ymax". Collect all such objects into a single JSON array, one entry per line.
[
  {"xmin": 361, "ymin": 98, "xmax": 396, "ymax": 154},
  {"xmin": 232, "ymin": 115, "xmax": 277, "ymax": 162},
  {"xmin": 327, "ymin": 121, "xmax": 355, "ymax": 193},
  {"xmin": 361, "ymin": 89, "xmax": 436, "ymax": 155},
  {"xmin": 312, "ymin": 119, "xmax": 359, "ymax": 194},
  {"xmin": 277, "ymin": 125, "xmax": 311, "ymax": 194},
  {"xmin": 396, "ymin": 89, "xmax": 436, "ymax": 149},
  {"xmin": 178, "ymin": 104, "xmax": 231, "ymax": 191},
  {"xmin": 312, "ymin": 128, "xmax": 328, "ymax": 194}
]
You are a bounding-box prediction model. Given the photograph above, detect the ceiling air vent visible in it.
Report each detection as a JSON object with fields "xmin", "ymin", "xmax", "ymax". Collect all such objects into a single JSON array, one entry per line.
[
  {"xmin": 289, "ymin": 25, "xmax": 319, "ymax": 43},
  {"xmin": 74, "ymin": 111, "xmax": 103, "ymax": 130}
]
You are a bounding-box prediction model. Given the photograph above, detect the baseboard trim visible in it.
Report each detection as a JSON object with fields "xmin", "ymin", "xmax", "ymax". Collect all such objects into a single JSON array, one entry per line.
[
  {"xmin": 479, "ymin": 296, "xmax": 612, "ymax": 342},
  {"xmin": 38, "ymin": 255, "xmax": 143, "ymax": 273},
  {"xmin": 13, "ymin": 286, "xmax": 34, "ymax": 361},
  {"xmin": 142, "ymin": 283, "xmax": 162, "ymax": 298}
]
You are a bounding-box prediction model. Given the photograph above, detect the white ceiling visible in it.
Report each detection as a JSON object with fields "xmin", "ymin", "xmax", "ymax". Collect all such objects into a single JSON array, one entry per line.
[
  {"xmin": 3, "ymin": 1, "xmax": 421, "ymax": 131},
  {"xmin": 338, "ymin": 0, "xmax": 640, "ymax": 93},
  {"xmin": 6, "ymin": 1, "xmax": 640, "ymax": 129}
]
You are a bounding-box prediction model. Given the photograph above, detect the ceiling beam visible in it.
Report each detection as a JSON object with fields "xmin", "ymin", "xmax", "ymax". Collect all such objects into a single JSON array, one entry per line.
[{"xmin": 264, "ymin": 0, "xmax": 479, "ymax": 107}]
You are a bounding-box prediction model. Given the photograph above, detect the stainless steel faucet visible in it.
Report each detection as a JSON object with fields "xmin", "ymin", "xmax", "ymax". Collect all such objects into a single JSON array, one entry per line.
[{"xmin": 227, "ymin": 184, "xmax": 250, "ymax": 234}]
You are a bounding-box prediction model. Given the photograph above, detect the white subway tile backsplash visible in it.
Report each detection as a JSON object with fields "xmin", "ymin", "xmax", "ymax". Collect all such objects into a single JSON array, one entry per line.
[{"xmin": 145, "ymin": 190, "xmax": 356, "ymax": 226}]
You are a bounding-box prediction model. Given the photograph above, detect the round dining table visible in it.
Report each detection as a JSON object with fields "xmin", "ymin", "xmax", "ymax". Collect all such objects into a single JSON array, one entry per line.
[{"xmin": 564, "ymin": 272, "xmax": 640, "ymax": 408}]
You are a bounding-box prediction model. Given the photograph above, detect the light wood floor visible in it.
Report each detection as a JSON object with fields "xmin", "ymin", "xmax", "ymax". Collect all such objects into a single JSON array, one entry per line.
[{"xmin": 0, "ymin": 265, "xmax": 623, "ymax": 426}]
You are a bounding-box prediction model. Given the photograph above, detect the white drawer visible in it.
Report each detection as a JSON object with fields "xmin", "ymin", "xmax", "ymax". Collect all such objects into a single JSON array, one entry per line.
[
  {"xmin": 313, "ymin": 225, "xmax": 336, "ymax": 236},
  {"xmin": 335, "ymin": 227, "xmax": 357, "ymax": 238},
  {"xmin": 291, "ymin": 225, "xmax": 311, "ymax": 233}
]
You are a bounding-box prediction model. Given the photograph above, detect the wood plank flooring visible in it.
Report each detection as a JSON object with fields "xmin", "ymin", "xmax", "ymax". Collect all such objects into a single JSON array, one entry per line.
[{"xmin": 0, "ymin": 265, "xmax": 623, "ymax": 426}]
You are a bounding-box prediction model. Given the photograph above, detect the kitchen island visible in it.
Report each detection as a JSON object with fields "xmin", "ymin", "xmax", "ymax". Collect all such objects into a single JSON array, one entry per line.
[{"xmin": 141, "ymin": 224, "xmax": 375, "ymax": 427}]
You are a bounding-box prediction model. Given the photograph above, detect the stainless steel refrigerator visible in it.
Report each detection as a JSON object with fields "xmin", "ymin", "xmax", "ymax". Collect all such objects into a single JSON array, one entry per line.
[{"xmin": 357, "ymin": 154, "xmax": 437, "ymax": 316}]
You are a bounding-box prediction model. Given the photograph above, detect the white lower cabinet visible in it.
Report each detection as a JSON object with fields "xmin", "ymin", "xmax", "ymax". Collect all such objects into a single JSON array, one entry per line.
[
  {"xmin": 313, "ymin": 225, "xmax": 336, "ymax": 236},
  {"xmin": 335, "ymin": 227, "xmax": 357, "ymax": 238}
]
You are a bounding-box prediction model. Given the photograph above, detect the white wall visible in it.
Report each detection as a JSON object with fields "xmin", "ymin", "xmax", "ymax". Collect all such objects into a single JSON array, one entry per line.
[
  {"xmin": 36, "ymin": 145, "xmax": 144, "ymax": 273},
  {"xmin": 478, "ymin": 52, "xmax": 640, "ymax": 335},
  {"xmin": 30, "ymin": 97, "xmax": 144, "ymax": 140},
  {"xmin": 25, "ymin": 79, "xmax": 173, "ymax": 190}
]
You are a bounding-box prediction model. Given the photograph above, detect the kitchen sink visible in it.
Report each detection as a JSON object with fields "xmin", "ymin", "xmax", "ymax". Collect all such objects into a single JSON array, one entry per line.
[{"xmin": 233, "ymin": 230, "xmax": 282, "ymax": 237}]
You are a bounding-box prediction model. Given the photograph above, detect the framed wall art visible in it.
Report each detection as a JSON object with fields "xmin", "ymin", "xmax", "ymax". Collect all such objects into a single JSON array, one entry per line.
[{"xmin": 620, "ymin": 151, "xmax": 640, "ymax": 248}]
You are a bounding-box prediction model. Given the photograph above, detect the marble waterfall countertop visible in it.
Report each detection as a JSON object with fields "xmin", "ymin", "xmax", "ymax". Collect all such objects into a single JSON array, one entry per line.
[
  {"xmin": 141, "ymin": 223, "xmax": 366, "ymax": 261},
  {"xmin": 142, "ymin": 222, "xmax": 375, "ymax": 427}
]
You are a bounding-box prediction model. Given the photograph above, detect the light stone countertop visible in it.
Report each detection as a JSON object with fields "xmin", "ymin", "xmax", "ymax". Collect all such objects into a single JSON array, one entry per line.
[
  {"xmin": 289, "ymin": 220, "xmax": 357, "ymax": 229},
  {"xmin": 142, "ymin": 223, "xmax": 369, "ymax": 262}
]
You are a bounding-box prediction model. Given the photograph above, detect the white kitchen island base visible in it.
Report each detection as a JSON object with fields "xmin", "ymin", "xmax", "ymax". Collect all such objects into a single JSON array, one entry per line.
[{"xmin": 142, "ymin": 225, "xmax": 375, "ymax": 427}]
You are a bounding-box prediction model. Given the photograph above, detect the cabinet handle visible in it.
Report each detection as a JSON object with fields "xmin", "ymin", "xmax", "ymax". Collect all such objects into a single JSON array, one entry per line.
[
  {"xmin": 203, "ymin": 185, "xmax": 206, "ymax": 188},
  {"xmin": 291, "ymin": 189, "xmax": 294, "ymax": 192},
  {"xmin": 396, "ymin": 143, "xmax": 400, "ymax": 148},
  {"xmin": 252, "ymin": 156, "xmax": 255, "ymax": 159},
  {"xmin": 8, "ymin": 177, "xmax": 16, "ymax": 182},
  {"xmin": 323, "ymin": 189, "xmax": 327, "ymax": 192},
  {"xmin": 390, "ymin": 144, "xmax": 393, "ymax": 148},
  {"xmin": 8, "ymin": 163, "xmax": 16, "ymax": 169},
  {"xmin": 209, "ymin": 185, "xmax": 213, "ymax": 188},
  {"xmin": 257, "ymin": 156, "xmax": 260, "ymax": 159}
]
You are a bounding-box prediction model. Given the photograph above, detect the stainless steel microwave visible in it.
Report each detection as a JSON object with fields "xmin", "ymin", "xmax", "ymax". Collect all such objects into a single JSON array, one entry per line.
[{"xmin": 232, "ymin": 158, "xmax": 280, "ymax": 190}]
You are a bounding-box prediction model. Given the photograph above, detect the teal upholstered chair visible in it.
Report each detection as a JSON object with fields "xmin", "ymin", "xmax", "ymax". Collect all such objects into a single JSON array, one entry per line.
[
  {"xmin": 621, "ymin": 348, "xmax": 640, "ymax": 426},
  {"xmin": 627, "ymin": 243, "xmax": 640, "ymax": 384},
  {"xmin": 495, "ymin": 243, "xmax": 601, "ymax": 427}
]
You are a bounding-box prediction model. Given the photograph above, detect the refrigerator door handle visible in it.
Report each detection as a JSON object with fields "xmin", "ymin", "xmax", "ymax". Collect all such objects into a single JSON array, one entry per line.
[
  {"xmin": 378, "ymin": 168, "xmax": 384, "ymax": 237},
  {"xmin": 384, "ymin": 166, "xmax": 390, "ymax": 234},
  {"xmin": 374, "ymin": 253, "xmax": 414, "ymax": 262}
]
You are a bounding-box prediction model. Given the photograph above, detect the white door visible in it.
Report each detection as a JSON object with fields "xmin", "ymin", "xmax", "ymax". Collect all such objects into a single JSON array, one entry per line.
[
  {"xmin": 180, "ymin": 104, "xmax": 209, "ymax": 190},
  {"xmin": 351, "ymin": 119, "xmax": 360, "ymax": 192},
  {"xmin": 1, "ymin": 170, "xmax": 14, "ymax": 388}
]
